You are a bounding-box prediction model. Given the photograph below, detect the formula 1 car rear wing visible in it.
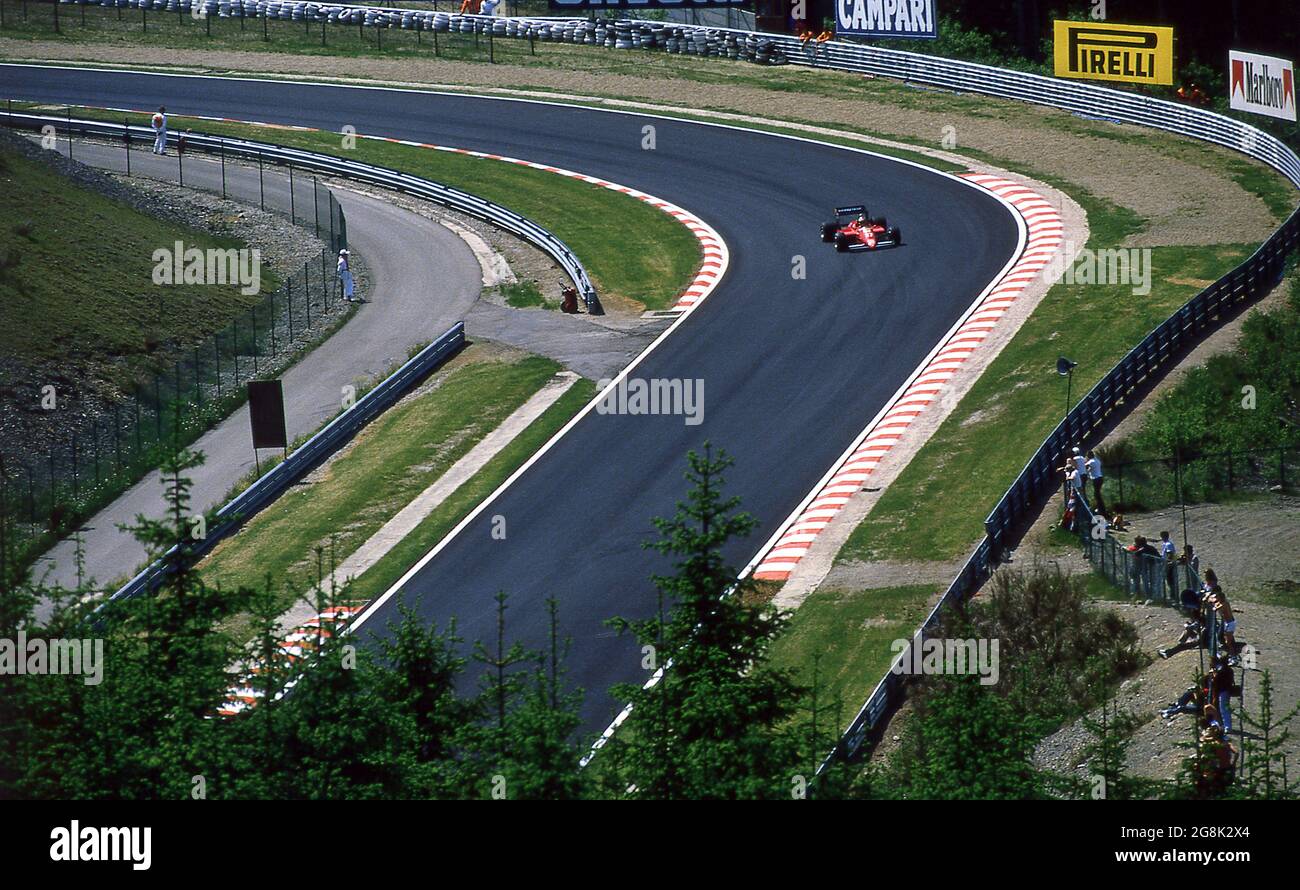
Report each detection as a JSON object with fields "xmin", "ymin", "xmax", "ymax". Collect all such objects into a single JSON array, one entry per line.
[{"xmin": 834, "ymin": 204, "xmax": 868, "ymax": 216}]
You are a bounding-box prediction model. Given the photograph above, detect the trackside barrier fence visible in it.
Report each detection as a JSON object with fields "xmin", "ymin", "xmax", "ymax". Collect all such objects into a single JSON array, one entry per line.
[
  {"xmin": 99, "ymin": 322, "xmax": 465, "ymax": 612},
  {"xmin": 1, "ymin": 110, "xmax": 599, "ymax": 311}
]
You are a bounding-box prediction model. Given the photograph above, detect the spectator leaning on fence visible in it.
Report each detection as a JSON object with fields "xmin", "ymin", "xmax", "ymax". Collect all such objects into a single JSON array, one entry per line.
[
  {"xmin": 1201, "ymin": 570, "xmax": 1239, "ymax": 665},
  {"xmin": 1128, "ymin": 535, "xmax": 1160, "ymax": 592},
  {"xmin": 1159, "ymin": 531, "xmax": 1178, "ymax": 596}
]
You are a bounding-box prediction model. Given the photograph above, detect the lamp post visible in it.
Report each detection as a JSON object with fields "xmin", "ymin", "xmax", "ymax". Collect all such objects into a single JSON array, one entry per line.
[{"xmin": 1057, "ymin": 356, "xmax": 1078, "ymax": 427}]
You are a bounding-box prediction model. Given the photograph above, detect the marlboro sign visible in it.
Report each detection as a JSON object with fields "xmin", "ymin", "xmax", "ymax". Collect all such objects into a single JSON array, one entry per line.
[{"xmin": 1230, "ymin": 50, "xmax": 1296, "ymax": 122}]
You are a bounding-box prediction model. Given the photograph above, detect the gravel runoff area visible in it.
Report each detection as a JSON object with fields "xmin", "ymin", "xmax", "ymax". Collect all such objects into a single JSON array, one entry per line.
[{"xmin": 0, "ymin": 40, "xmax": 1285, "ymax": 248}]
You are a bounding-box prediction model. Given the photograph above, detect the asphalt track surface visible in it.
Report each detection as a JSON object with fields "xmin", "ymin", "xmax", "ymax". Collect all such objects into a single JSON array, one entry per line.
[{"xmin": 1, "ymin": 65, "xmax": 1021, "ymax": 736}]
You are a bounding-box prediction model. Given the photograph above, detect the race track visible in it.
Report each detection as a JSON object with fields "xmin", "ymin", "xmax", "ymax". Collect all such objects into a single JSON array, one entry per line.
[{"xmin": 0, "ymin": 65, "xmax": 1021, "ymax": 735}]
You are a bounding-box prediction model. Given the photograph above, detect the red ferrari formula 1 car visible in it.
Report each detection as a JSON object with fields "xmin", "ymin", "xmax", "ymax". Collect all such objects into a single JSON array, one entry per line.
[{"xmin": 820, "ymin": 205, "xmax": 902, "ymax": 252}]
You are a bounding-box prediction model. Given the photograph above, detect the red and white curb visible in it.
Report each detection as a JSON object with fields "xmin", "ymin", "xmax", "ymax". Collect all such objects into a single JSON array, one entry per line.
[
  {"xmin": 357, "ymin": 134, "xmax": 727, "ymax": 313},
  {"xmin": 67, "ymin": 105, "xmax": 729, "ymax": 316},
  {"xmin": 751, "ymin": 174, "xmax": 1063, "ymax": 582},
  {"xmin": 216, "ymin": 605, "xmax": 364, "ymax": 717}
]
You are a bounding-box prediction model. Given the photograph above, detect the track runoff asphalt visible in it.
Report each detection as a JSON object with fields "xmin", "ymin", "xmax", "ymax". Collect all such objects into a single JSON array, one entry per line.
[{"xmin": 1, "ymin": 66, "xmax": 1020, "ymax": 737}]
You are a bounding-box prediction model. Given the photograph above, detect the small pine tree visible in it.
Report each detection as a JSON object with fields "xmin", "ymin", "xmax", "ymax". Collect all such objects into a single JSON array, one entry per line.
[
  {"xmin": 1077, "ymin": 702, "xmax": 1162, "ymax": 800},
  {"xmin": 597, "ymin": 444, "xmax": 806, "ymax": 800},
  {"xmin": 1230, "ymin": 670, "xmax": 1299, "ymax": 800}
]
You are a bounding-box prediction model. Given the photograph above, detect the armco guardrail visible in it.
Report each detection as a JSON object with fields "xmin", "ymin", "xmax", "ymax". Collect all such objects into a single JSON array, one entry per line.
[
  {"xmin": 99, "ymin": 322, "xmax": 465, "ymax": 611},
  {"xmin": 2, "ymin": 109, "xmax": 600, "ymax": 312},
  {"xmin": 829, "ymin": 210, "xmax": 1299, "ymax": 766}
]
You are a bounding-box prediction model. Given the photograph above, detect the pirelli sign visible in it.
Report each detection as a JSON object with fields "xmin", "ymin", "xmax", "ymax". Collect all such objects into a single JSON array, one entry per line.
[{"xmin": 1053, "ymin": 20, "xmax": 1174, "ymax": 86}]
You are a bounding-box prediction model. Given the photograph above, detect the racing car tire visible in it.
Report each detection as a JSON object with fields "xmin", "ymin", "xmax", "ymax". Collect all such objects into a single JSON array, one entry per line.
[
  {"xmin": 874, "ymin": 216, "xmax": 888, "ymax": 230},
  {"xmin": 820, "ymin": 222, "xmax": 838, "ymax": 242},
  {"xmin": 890, "ymin": 226, "xmax": 902, "ymax": 245},
  {"xmin": 834, "ymin": 232, "xmax": 850, "ymax": 252}
]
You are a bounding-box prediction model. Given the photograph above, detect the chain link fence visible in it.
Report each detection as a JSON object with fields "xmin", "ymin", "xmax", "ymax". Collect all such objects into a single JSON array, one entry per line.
[
  {"xmin": 0, "ymin": 126, "xmax": 350, "ymax": 571},
  {"xmin": 1105, "ymin": 445, "xmax": 1299, "ymax": 515}
]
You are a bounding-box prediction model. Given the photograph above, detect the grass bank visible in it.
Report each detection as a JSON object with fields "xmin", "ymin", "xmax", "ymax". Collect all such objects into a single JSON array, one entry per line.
[
  {"xmin": 202, "ymin": 347, "xmax": 594, "ymax": 642},
  {"xmin": 0, "ymin": 139, "xmax": 268, "ymax": 389}
]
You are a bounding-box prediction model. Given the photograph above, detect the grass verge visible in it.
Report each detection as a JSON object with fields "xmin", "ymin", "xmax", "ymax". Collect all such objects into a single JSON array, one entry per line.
[
  {"xmin": 0, "ymin": 139, "xmax": 269, "ymax": 387},
  {"xmin": 201, "ymin": 349, "xmax": 570, "ymax": 635},
  {"xmin": 339, "ymin": 375, "xmax": 595, "ymax": 608},
  {"xmin": 838, "ymin": 237, "xmax": 1257, "ymax": 564},
  {"xmin": 768, "ymin": 583, "xmax": 937, "ymax": 721}
]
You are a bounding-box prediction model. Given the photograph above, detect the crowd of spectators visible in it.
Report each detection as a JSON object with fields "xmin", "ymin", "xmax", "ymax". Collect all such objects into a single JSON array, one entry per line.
[{"xmin": 1058, "ymin": 441, "xmax": 1247, "ymax": 793}]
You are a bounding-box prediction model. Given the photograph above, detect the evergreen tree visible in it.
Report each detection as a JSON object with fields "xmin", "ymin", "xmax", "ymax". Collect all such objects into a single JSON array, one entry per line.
[
  {"xmin": 884, "ymin": 672, "xmax": 1048, "ymax": 800},
  {"xmin": 1077, "ymin": 702, "xmax": 1162, "ymax": 800},
  {"xmin": 598, "ymin": 444, "xmax": 806, "ymax": 799},
  {"xmin": 1229, "ymin": 670, "xmax": 1299, "ymax": 800}
]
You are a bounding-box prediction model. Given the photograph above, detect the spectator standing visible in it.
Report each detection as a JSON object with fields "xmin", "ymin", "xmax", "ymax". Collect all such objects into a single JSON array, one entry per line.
[
  {"xmin": 1071, "ymin": 447, "xmax": 1087, "ymax": 488},
  {"xmin": 1210, "ymin": 655, "xmax": 1237, "ymax": 733},
  {"xmin": 337, "ymin": 249, "xmax": 356, "ymax": 302},
  {"xmin": 1159, "ymin": 531, "xmax": 1178, "ymax": 597},
  {"xmin": 151, "ymin": 106, "xmax": 168, "ymax": 156},
  {"xmin": 1085, "ymin": 450, "xmax": 1105, "ymax": 514}
]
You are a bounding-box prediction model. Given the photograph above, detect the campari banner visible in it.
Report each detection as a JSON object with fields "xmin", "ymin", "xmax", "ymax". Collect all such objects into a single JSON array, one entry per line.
[
  {"xmin": 835, "ymin": 0, "xmax": 938, "ymax": 40},
  {"xmin": 1230, "ymin": 50, "xmax": 1296, "ymax": 122}
]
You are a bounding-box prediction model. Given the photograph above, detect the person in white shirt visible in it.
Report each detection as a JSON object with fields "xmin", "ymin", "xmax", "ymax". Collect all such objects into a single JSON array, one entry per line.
[
  {"xmin": 1071, "ymin": 446, "xmax": 1087, "ymax": 481},
  {"xmin": 337, "ymin": 249, "xmax": 356, "ymax": 302},
  {"xmin": 1085, "ymin": 450, "xmax": 1104, "ymax": 513},
  {"xmin": 1066, "ymin": 465, "xmax": 1083, "ymax": 498},
  {"xmin": 151, "ymin": 106, "xmax": 168, "ymax": 155},
  {"xmin": 1159, "ymin": 530, "xmax": 1178, "ymax": 597}
]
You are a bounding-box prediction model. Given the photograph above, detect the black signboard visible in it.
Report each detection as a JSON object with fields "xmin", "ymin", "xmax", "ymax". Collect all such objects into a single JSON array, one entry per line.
[{"xmin": 247, "ymin": 380, "xmax": 287, "ymax": 450}]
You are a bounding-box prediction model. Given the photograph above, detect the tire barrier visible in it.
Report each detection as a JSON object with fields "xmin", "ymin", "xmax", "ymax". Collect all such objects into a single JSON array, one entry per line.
[
  {"xmin": 45, "ymin": 1, "xmax": 793, "ymax": 64},
  {"xmin": 42, "ymin": 2, "xmax": 1298, "ymax": 190}
]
